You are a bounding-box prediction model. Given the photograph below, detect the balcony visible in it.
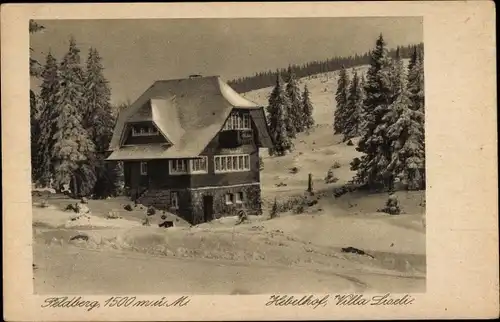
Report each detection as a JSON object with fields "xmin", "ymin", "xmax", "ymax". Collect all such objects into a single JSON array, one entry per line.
[{"xmin": 219, "ymin": 129, "xmax": 253, "ymax": 148}]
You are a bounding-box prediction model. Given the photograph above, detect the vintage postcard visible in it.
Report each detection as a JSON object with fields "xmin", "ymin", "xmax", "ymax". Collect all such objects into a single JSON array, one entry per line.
[{"xmin": 2, "ymin": 2, "xmax": 498, "ymax": 321}]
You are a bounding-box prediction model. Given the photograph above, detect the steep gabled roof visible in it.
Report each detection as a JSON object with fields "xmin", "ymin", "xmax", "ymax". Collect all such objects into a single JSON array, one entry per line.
[{"xmin": 107, "ymin": 76, "xmax": 268, "ymax": 161}]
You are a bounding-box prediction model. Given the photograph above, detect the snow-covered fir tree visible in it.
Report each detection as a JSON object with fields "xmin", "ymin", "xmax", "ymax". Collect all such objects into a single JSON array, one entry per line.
[
  {"xmin": 29, "ymin": 21, "xmax": 44, "ymax": 78},
  {"xmin": 30, "ymin": 20, "xmax": 45, "ymax": 181},
  {"xmin": 333, "ymin": 65, "xmax": 350, "ymax": 134},
  {"xmin": 342, "ymin": 70, "xmax": 364, "ymax": 141},
  {"xmin": 267, "ymin": 74, "xmax": 294, "ymax": 156},
  {"xmin": 357, "ymin": 73, "xmax": 368, "ymax": 135},
  {"xmin": 352, "ymin": 34, "xmax": 395, "ymax": 190},
  {"xmin": 50, "ymin": 37, "xmax": 96, "ymax": 195},
  {"xmin": 302, "ymin": 85, "xmax": 315, "ymax": 131},
  {"xmin": 389, "ymin": 47, "xmax": 406, "ymax": 102},
  {"xmin": 83, "ymin": 48, "xmax": 114, "ymax": 151},
  {"xmin": 408, "ymin": 47, "xmax": 425, "ymax": 114},
  {"xmin": 83, "ymin": 47, "xmax": 118, "ymax": 197},
  {"xmin": 286, "ymin": 67, "xmax": 304, "ymax": 133},
  {"xmin": 36, "ymin": 52, "xmax": 60, "ymax": 185},
  {"xmin": 403, "ymin": 46, "xmax": 425, "ymax": 189},
  {"xmin": 384, "ymin": 91, "xmax": 425, "ymax": 191}
]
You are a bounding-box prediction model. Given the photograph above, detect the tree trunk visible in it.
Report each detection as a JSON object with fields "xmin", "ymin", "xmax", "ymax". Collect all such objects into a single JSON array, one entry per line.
[{"xmin": 71, "ymin": 175, "xmax": 78, "ymax": 198}]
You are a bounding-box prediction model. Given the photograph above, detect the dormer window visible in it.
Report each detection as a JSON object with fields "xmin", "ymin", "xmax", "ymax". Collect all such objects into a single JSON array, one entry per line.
[
  {"xmin": 223, "ymin": 112, "xmax": 251, "ymax": 131},
  {"xmin": 131, "ymin": 125, "xmax": 159, "ymax": 137}
]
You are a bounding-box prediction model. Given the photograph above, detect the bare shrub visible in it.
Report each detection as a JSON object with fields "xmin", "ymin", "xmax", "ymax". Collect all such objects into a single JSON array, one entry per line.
[
  {"xmin": 123, "ymin": 204, "xmax": 133, "ymax": 211},
  {"xmin": 378, "ymin": 193, "xmax": 401, "ymax": 215},
  {"xmin": 324, "ymin": 167, "xmax": 339, "ymax": 184},
  {"xmin": 294, "ymin": 205, "xmax": 305, "ymax": 214},
  {"xmin": 147, "ymin": 206, "xmax": 156, "ymax": 216},
  {"xmin": 333, "ymin": 161, "xmax": 341, "ymax": 169},
  {"xmin": 236, "ymin": 209, "xmax": 248, "ymax": 225},
  {"xmin": 269, "ymin": 198, "xmax": 278, "ymax": 219}
]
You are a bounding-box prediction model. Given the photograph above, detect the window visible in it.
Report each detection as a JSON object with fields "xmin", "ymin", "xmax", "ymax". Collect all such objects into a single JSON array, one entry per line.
[
  {"xmin": 214, "ymin": 155, "xmax": 251, "ymax": 173},
  {"xmin": 242, "ymin": 114, "xmax": 251, "ymax": 129},
  {"xmin": 223, "ymin": 112, "xmax": 252, "ymax": 131},
  {"xmin": 169, "ymin": 157, "xmax": 208, "ymax": 175},
  {"xmin": 169, "ymin": 159, "xmax": 189, "ymax": 174},
  {"xmin": 190, "ymin": 157, "xmax": 208, "ymax": 174},
  {"xmin": 131, "ymin": 125, "xmax": 159, "ymax": 137},
  {"xmin": 225, "ymin": 193, "xmax": 234, "ymax": 205},
  {"xmin": 171, "ymin": 192, "xmax": 179, "ymax": 209},
  {"xmin": 235, "ymin": 192, "xmax": 244, "ymax": 204},
  {"xmin": 140, "ymin": 162, "xmax": 148, "ymax": 175},
  {"xmin": 215, "ymin": 157, "xmax": 221, "ymax": 172}
]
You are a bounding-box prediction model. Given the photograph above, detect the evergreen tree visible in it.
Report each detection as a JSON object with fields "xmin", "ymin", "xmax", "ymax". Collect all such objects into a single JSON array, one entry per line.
[
  {"xmin": 30, "ymin": 20, "xmax": 45, "ymax": 181},
  {"xmin": 342, "ymin": 70, "xmax": 364, "ymax": 141},
  {"xmin": 302, "ymin": 85, "xmax": 315, "ymax": 131},
  {"xmin": 358, "ymin": 73, "xmax": 368, "ymax": 135},
  {"xmin": 352, "ymin": 34, "xmax": 395, "ymax": 190},
  {"xmin": 29, "ymin": 20, "xmax": 45, "ymax": 78},
  {"xmin": 404, "ymin": 47, "xmax": 425, "ymax": 188},
  {"xmin": 285, "ymin": 67, "xmax": 304, "ymax": 133},
  {"xmin": 333, "ymin": 66, "xmax": 350, "ymax": 134},
  {"xmin": 51, "ymin": 37, "xmax": 96, "ymax": 195},
  {"xmin": 82, "ymin": 48, "xmax": 114, "ymax": 149},
  {"xmin": 82, "ymin": 48, "xmax": 117, "ymax": 197},
  {"xmin": 36, "ymin": 52, "xmax": 60, "ymax": 185},
  {"xmin": 384, "ymin": 91, "xmax": 425, "ymax": 191},
  {"xmin": 408, "ymin": 48, "xmax": 425, "ymax": 114},
  {"xmin": 389, "ymin": 47, "xmax": 406, "ymax": 102},
  {"xmin": 267, "ymin": 75, "xmax": 293, "ymax": 156}
]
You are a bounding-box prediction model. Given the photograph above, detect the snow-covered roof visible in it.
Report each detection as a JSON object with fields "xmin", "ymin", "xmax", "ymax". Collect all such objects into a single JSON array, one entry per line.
[{"xmin": 107, "ymin": 76, "xmax": 267, "ymax": 161}]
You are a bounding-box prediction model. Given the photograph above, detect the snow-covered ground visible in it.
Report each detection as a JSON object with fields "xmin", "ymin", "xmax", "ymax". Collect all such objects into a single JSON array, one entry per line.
[{"xmin": 32, "ymin": 65, "xmax": 425, "ymax": 294}]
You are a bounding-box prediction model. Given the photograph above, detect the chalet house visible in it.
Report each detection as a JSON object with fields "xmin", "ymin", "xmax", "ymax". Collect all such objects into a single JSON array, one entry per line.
[{"xmin": 106, "ymin": 76, "xmax": 273, "ymax": 225}]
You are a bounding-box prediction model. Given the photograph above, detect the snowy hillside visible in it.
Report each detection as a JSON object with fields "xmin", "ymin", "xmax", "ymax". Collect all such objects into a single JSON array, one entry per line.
[
  {"xmin": 32, "ymin": 61, "xmax": 425, "ymax": 295},
  {"xmin": 242, "ymin": 65, "xmax": 371, "ymax": 125}
]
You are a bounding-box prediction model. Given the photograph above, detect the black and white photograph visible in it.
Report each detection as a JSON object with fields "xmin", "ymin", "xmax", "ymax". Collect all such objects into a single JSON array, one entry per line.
[{"xmin": 29, "ymin": 17, "xmax": 427, "ymax": 295}]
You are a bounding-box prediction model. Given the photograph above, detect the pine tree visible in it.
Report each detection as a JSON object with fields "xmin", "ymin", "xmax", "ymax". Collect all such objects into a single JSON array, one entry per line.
[
  {"xmin": 408, "ymin": 48, "xmax": 425, "ymax": 114},
  {"xmin": 342, "ymin": 70, "xmax": 363, "ymax": 141},
  {"xmin": 36, "ymin": 52, "xmax": 60, "ymax": 185},
  {"xmin": 352, "ymin": 34, "xmax": 395, "ymax": 190},
  {"xmin": 389, "ymin": 47, "xmax": 406, "ymax": 102},
  {"xmin": 267, "ymin": 75, "xmax": 293, "ymax": 156},
  {"xmin": 29, "ymin": 21, "xmax": 45, "ymax": 78},
  {"xmin": 51, "ymin": 37, "xmax": 96, "ymax": 195},
  {"xmin": 403, "ymin": 47, "xmax": 425, "ymax": 189},
  {"xmin": 82, "ymin": 48, "xmax": 114, "ymax": 149},
  {"xmin": 384, "ymin": 91, "xmax": 425, "ymax": 191},
  {"xmin": 30, "ymin": 20, "xmax": 45, "ymax": 182},
  {"xmin": 302, "ymin": 85, "xmax": 315, "ymax": 131},
  {"xmin": 333, "ymin": 66, "xmax": 350, "ymax": 134},
  {"xmin": 286, "ymin": 67, "xmax": 304, "ymax": 133},
  {"xmin": 82, "ymin": 48, "xmax": 116, "ymax": 197},
  {"xmin": 358, "ymin": 73, "xmax": 368, "ymax": 135}
]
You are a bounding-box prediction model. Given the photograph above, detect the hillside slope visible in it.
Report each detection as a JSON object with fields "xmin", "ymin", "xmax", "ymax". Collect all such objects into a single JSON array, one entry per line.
[{"xmin": 242, "ymin": 65, "xmax": 371, "ymax": 125}]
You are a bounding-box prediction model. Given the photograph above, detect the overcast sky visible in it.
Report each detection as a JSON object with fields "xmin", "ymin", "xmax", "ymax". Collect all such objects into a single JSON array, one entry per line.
[{"xmin": 30, "ymin": 17, "xmax": 423, "ymax": 105}]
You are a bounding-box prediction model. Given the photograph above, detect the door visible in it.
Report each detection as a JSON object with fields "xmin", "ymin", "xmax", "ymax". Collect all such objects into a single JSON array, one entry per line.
[{"xmin": 203, "ymin": 195, "xmax": 214, "ymax": 222}]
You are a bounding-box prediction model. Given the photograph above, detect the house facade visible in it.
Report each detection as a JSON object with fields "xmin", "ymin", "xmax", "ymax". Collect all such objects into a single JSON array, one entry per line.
[{"xmin": 106, "ymin": 76, "xmax": 273, "ymax": 224}]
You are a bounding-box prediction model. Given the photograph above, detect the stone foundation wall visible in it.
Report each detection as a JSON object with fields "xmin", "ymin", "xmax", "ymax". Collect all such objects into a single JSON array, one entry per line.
[
  {"xmin": 137, "ymin": 184, "xmax": 262, "ymax": 225},
  {"xmin": 189, "ymin": 184, "xmax": 262, "ymax": 225}
]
